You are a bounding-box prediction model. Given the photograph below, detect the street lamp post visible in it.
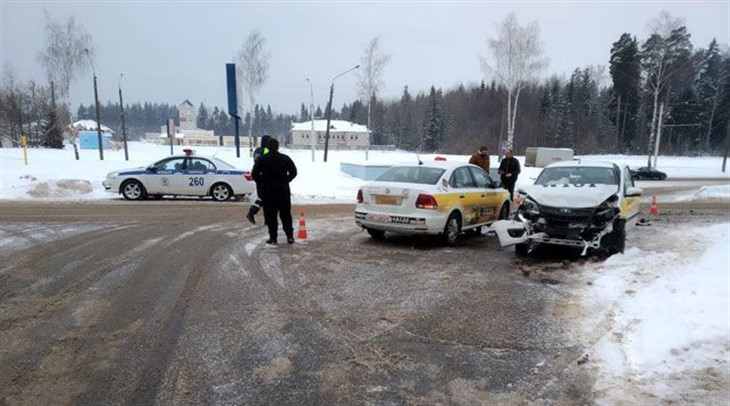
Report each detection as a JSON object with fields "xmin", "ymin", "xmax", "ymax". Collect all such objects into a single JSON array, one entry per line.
[
  {"xmin": 118, "ymin": 73, "xmax": 129, "ymax": 161},
  {"xmin": 323, "ymin": 64, "xmax": 359, "ymax": 162},
  {"xmin": 85, "ymin": 48, "xmax": 104, "ymax": 160},
  {"xmin": 306, "ymin": 78, "xmax": 315, "ymax": 162}
]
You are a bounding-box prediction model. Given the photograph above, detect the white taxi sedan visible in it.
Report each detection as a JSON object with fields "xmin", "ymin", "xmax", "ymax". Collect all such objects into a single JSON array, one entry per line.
[
  {"xmin": 103, "ymin": 153, "xmax": 255, "ymax": 201},
  {"xmin": 355, "ymin": 160, "xmax": 511, "ymax": 244}
]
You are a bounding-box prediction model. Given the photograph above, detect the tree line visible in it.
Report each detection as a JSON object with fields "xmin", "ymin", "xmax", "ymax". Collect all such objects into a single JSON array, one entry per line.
[
  {"xmin": 1, "ymin": 10, "xmax": 728, "ymax": 161},
  {"xmin": 335, "ymin": 14, "xmax": 729, "ymax": 157}
]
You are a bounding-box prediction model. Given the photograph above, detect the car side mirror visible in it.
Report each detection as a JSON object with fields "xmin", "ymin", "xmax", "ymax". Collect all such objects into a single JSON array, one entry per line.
[
  {"xmin": 147, "ymin": 166, "xmax": 157, "ymax": 173},
  {"xmin": 626, "ymin": 186, "xmax": 642, "ymax": 197},
  {"xmin": 491, "ymin": 180, "xmax": 502, "ymax": 189}
]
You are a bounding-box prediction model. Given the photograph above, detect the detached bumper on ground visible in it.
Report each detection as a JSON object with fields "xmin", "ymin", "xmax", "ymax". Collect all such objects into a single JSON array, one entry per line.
[{"xmin": 491, "ymin": 218, "xmax": 615, "ymax": 256}]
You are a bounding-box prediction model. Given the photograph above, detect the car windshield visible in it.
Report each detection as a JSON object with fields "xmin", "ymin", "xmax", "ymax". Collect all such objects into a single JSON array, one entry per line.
[
  {"xmin": 376, "ymin": 166, "xmax": 445, "ymax": 185},
  {"xmin": 210, "ymin": 157, "xmax": 236, "ymax": 170},
  {"xmin": 536, "ymin": 166, "xmax": 618, "ymax": 186}
]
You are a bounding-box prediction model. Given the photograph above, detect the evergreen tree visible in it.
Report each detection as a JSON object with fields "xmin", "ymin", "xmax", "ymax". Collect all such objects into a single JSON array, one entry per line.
[
  {"xmin": 399, "ymin": 86, "xmax": 417, "ymax": 149},
  {"xmin": 609, "ymin": 33, "xmax": 641, "ymax": 151},
  {"xmin": 299, "ymin": 103, "xmax": 309, "ymax": 121},
  {"xmin": 697, "ymin": 39, "xmax": 724, "ymax": 151},
  {"xmin": 43, "ymin": 87, "xmax": 64, "ymax": 150},
  {"xmin": 422, "ymin": 86, "xmax": 444, "ymax": 152},
  {"xmin": 197, "ymin": 103, "xmax": 209, "ymax": 129}
]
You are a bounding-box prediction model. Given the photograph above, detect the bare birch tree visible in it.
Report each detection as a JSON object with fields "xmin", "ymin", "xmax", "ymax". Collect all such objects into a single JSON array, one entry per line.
[
  {"xmin": 236, "ymin": 30, "xmax": 270, "ymax": 152},
  {"xmin": 38, "ymin": 11, "xmax": 94, "ymax": 102},
  {"xmin": 481, "ymin": 12, "xmax": 547, "ymax": 151},
  {"xmin": 356, "ymin": 37, "xmax": 390, "ymax": 143},
  {"xmin": 38, "ymin": 10, "xmax": 94, "ymax": 158},
  {"xmin": 641, "ymin": 11, "xmax": 692, "ymax": 167}
]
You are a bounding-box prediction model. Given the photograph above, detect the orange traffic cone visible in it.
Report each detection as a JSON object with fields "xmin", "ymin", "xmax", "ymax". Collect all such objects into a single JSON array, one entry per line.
[
  {"xmin": 649, "ymin": 195, "xmax": 659, "ymax": 216},
  {"xmin": 297, "ymin": 212, "xmax": 308, "ymax": 240}
]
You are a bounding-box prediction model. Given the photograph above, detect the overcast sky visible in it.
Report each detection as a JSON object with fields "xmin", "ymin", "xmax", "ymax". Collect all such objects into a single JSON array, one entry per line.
[{"xmin": 1, "ymin": 1, "xmax": 728, "ymax": 115}]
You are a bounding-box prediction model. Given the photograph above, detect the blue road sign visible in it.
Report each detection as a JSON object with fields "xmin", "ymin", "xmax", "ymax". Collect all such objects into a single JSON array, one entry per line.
[{"xmin": 226, "ymin": 63, "xmax": 238, "ymax": 117}]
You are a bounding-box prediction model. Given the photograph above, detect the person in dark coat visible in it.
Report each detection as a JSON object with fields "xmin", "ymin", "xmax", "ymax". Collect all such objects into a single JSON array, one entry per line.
[
  {"xmin": 469, "ymin": 146, "xmax": 490, "ymax": 173},
  {"xmin": 498, "ymin": 148, "xmax": 520, "ymax": 200},
  {"xmin": 246, "ymin": 135, "xmax": 271, "ymax": 224},
  {"xmin": 251, "ymin": 138, "xmax": 298, "ymax": 244}
]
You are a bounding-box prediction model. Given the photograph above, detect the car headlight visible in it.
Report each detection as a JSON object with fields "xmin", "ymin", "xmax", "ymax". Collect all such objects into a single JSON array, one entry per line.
[
  {"xmin": 595, "ymin": 195, "xmax": 619, "ymax": 220},
  {"xmin": 519, "ymin": 197, "xmax": 540, "ymax": 217}
]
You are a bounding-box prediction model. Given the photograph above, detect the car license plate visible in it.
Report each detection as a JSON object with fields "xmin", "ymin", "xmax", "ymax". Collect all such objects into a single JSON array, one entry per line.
[
  {"xmin": 374, "ymin": 195, "xmax": 401, "ymax": 205},
  {"xmin": 367, "ymin": 213, "xmax": 390, "ymax": 223}
]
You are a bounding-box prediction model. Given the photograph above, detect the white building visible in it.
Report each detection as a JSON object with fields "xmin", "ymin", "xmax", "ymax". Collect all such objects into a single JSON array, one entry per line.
[
  {"xmin": 145, "ymin": 100, "xmax": 220, "ymax": 146},
  {"xmin": 290, "ymin": 120, "xmax": 370, "ymax": 149}
]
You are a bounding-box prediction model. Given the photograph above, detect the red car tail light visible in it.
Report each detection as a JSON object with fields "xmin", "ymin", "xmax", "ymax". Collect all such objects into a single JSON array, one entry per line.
[
  {"xmin": 357, "ymin": 189, "xmax": 364, "ymax": 203},
  {"xmin": 415, "ymin": 194, "xmax": 438, "ymax": 209},
  {"xmin": 243, "ymin": 171, "xmax": 253, "ymax": 181}
]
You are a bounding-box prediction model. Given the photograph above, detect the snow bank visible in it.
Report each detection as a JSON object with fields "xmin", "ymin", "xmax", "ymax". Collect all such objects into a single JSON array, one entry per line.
[
  {"xmin": 670, "ymin": 184, "xmax": 730, "ymax": 203},
  {"xmin": 582, "ymin": 154, "xmax": 730, "ymax": 179},
  {"xmin": 0, "ymin": 143, "xmax": 727, "ymax": 202},
  {"xmin": 585, "ymin": 223, "xmax": 730, "ymax": 403}
]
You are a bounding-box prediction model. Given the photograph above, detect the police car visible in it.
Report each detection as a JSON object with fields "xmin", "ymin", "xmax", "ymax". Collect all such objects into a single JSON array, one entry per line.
[
  {"xmin": 102, "ymin": 149, "xmax": 255, "ymax": 201},
  {"xmin": 355, "ymin": 159, "xmax": 512, "ymax": 245}
]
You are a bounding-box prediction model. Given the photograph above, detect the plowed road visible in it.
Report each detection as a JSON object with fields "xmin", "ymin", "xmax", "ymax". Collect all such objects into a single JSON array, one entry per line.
[{"xmin": 0, "ymin": 201, "xmax": 727, "ymax": 405}]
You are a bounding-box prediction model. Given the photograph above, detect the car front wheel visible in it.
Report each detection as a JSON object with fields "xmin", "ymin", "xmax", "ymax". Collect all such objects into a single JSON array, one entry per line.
[
  {"xmin": 515, "ymin": 242, "xmax": 531, "ymax": 257},
  {"xmin": 498, "ymin": 203, "xmax": 510, "ymax": 219},
  {"xmin": 210, "ymin": 183, "xmax": 233, "ymax": 201},
  {"xmin": 600, "ymin": 218, "xmax": 626, "ymax": 256},
  {"xmin": 121, "ymin": 180, "xmax": 146, "ymax": 201},
  {"xmin": 366, "ymin": 228, "xmax": 386, "ymax": 241}
]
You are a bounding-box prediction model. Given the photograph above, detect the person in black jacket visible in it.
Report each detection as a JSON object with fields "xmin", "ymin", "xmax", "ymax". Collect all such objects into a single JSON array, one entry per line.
[
  {"xmin": 246, "ymin": 135, "xmax": 271, "ymax": 224},
  {"xmin": 251, "ymin": 138, "xmax": 298, "ymax": 244},
  {"xmin": 498, "ymin": 148, "xmax": 521, "ymax": 201}
]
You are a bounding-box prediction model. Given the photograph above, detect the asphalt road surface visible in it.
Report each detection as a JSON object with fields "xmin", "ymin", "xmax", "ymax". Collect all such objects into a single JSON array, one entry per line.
[{"xmin": 0, "ymin": 200, "xmax": 728, "ymax": 405}]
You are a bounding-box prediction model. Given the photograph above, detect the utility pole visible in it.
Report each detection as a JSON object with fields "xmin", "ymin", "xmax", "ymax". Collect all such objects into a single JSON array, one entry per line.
[
  {"xmin": 306, "ymin": 78, "xmax": 315, "ymax": 162},
  {"xmin": 234, "ymin": 114, "xmax": 241, "ymax": 158},
  {"xmin": 85, "ymin": 48, "xmax": 104, "ymax": 160},
  {"xmin": 167, "ymin": 119, "xmax": 174, "ymax": 156},
  {"xmin": 323, "ymin": 64, "xmax": 359, "ymax": 162},
  {"xmin": 323, "ymin": 83, "xmax": 334, "ymax": 162},
  {"xmin": 118, "ymin": 74, "xmax": 129, "ymax": 161},
  {"xmin": 723, "ymin": 122, "xmax": 729, "ymax": 173},
  {"xmin": 93, "ymin": 74, "xmax": 104, "ymax": 160}
]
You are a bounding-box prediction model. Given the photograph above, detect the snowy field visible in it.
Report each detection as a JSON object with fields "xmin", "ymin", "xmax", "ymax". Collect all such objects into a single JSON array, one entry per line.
[
  {"xmin": 582, "ymin": 223, "xmax": 730, "ymax": 404},
  {"xmin": 0, "ymin": 142, "xmax": 728, "ymax": 202}
]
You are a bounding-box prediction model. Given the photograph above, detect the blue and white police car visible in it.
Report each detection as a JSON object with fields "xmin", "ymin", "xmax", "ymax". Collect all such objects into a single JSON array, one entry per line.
[{"xmin": 103, "ymin": 149, "xmax": 255, "ymax": 201}]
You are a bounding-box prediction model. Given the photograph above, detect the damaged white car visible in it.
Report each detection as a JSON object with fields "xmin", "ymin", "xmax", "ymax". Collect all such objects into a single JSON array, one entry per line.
[{"xmin": 492, "ymin": 161, "xmax": 642, "ymax": 256}]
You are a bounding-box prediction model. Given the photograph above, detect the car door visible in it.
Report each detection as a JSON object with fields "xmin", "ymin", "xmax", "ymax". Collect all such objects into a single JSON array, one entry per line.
[
  {"xmin": 468, "ymin": 166, "xmax": 500, "ymax": 223},
  {"xmin": 184, "ymin": 158, "xmax": 216, "ymax": 196},
  {"xmin": 148, "ymin": 158, "xmax": 187, "ymax": 195},
  {"xmin": 449, "ymin": 166, "xmax": 481, "ymax": 227},
  {"xmin": 621, "ymin": 166, "xmax": 641, "ymax": 221}
]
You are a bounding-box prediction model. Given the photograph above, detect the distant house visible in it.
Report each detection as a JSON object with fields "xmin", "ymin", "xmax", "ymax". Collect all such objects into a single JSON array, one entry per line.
[
  {"xmin": 144, "ymin": 100, "xmax": 223, "ymax": 146},
  {"xmin": 72, "ymin": 120, "xmax": 114, "ymax": 150},
  {"xmin": 290, "ymin": 120, "xmax": 370, "ymax": 149},
  {"xmin": 79, "ymin": 131, "xmax": 113, "ymax": 150},
  {"xmin": 72, "ymin": 120, "xmax": 114, "ymax": 134}
]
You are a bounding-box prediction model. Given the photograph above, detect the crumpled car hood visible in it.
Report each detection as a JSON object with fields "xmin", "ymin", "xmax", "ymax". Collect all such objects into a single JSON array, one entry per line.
[{"xmin": 519, "ymin": 184, "xmax": 619, "ymax": 208}]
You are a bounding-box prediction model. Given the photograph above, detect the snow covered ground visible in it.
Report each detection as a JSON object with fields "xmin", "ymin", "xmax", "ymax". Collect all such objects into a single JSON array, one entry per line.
[
  {"xmin": 0, "ymin": 142, "xmax": 728, "ymax": 202},
  {"xmin": 665, "ymin": 184, "xmax": 730, "ymax": 203},
  {"xmin": 581, "ymin": 223, "xmax": 730, "ymax": 404}
]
